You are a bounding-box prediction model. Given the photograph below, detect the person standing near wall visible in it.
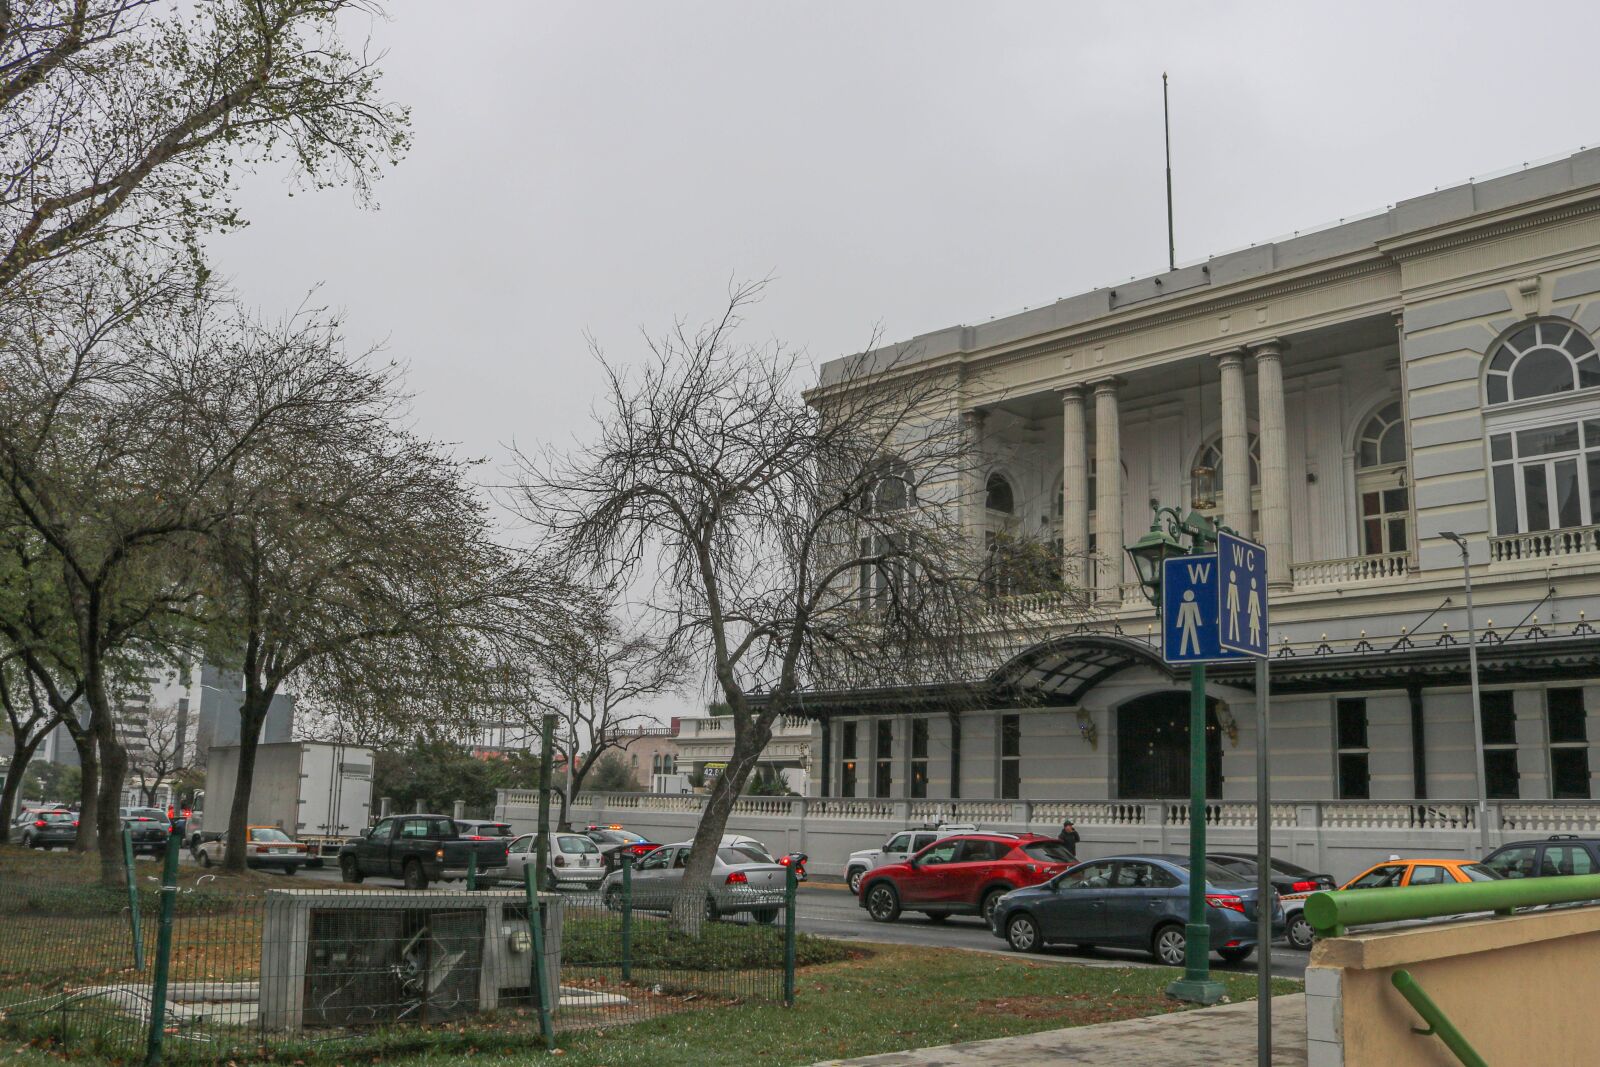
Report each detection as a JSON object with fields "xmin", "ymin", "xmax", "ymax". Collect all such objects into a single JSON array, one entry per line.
[{"xmin": 1058, "ymin": 818, "xmax": 1080, "ymax": 859}]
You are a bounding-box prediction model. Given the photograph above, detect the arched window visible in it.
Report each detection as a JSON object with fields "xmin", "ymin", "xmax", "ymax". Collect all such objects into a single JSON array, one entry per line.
[
  {"xmin": 985, "ymin": 472, "xmax": 1015, "ymax": 514},
  {"xmin": 858, "ymin": 459, "xmax": 914, "ymax": 607},
  {"xmin": 1356, "ymin": 402, "xmax": 1409, "ymax": 556},
  {"xmin": 1485, "ymin": 319, "xmax": 1600, "ymax": 405},
  {"xmin": 1193, "ymin": 434, "xmax": 1260, "ymax": 531}
]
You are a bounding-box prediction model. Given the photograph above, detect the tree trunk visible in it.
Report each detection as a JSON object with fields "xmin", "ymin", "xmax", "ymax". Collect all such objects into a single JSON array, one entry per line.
[
  {"xmin": 94, "ymin": 717, "xmax": 129, "ymax": 887},
  {"xmin": 223, "ymin": 689, "xmax": 274, "ymax": 871},
  {"xmin": 0, "ymin": 738, "xmax": 43, "ymax": 841},
  {"xmin": 67, "ymin": 720, "xmax": 99, "ymax": 854},
  {"xmin": 670, "ymin": 719, "xmax": 772, "ymax": 933}
]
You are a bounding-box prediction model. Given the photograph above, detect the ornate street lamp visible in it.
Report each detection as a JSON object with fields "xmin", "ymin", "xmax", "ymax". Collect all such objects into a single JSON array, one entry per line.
[{"xmin": 1128, "ymin": 504, "xmax": 1228, "ymax": 1006}]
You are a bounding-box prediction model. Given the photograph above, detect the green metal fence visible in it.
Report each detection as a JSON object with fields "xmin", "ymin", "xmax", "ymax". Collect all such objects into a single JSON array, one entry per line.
[{"xmin": 0, "ymin": 833, "xmax": 816, "ymax": 1064}]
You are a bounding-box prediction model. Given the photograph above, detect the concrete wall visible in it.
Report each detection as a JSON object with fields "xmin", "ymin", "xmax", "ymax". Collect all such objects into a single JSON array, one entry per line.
[{"xmin": 1306, "ymin": 905, "xmax": 1600, "ymax": 1066}]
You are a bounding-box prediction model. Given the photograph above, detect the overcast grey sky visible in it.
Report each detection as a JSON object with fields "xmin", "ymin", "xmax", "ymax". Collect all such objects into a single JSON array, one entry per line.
[{"xmin": 209, "ymin": 0, "xmax": 1600, "ymax": 718}]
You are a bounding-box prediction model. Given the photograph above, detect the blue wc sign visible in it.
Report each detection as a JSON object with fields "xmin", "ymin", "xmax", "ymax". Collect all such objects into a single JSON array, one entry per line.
[{"xmin": 1216, "ymin": 531, "xmax": 1269, "ymax": 658}]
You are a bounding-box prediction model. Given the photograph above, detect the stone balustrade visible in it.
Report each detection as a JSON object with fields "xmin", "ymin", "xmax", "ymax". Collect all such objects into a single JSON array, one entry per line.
[
  {"xmin": 1489, "ymin": 523, "xmax": 1600, "ymax": 563},
  {"xmin": 1290, "ymin": 551, "xmax": 1411, "ymax": 588}
]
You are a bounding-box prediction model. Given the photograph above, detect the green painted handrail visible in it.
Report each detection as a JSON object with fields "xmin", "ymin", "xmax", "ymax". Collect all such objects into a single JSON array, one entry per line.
[
  {"xmin": 1304, "ymin": 873, "xmax": 1600, "ymax": 937},
  {"xmin": 1391, "ymin": 970, "xmax": 1488, "ymax": 1067}
]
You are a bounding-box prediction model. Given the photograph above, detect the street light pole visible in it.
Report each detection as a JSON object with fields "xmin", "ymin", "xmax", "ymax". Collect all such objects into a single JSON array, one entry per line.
[
  {"xmin": 1441, "ymin": 532, "xmax": 1491, "ymax": 852},
  {"xmin": 1128, "ymin": 506, "xmax": 1225, "ymax": 1006}
]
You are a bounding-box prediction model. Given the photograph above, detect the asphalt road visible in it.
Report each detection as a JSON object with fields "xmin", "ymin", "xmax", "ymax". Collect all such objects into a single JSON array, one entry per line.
[{"xmin": 277, "ymin": 861, "xmax": 1307, "ymax": 980}]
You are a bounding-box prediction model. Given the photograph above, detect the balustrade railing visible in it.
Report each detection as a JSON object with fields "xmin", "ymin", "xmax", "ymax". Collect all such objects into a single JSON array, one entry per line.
[
  {"xmin": 506, "ymin": 791, "xmax": 1600, "ymax": 832},
  {"xmin": 1291, "ymin": 551, "xmax": 1411, "ymax": 588},
  {"xmin": 1489, "ymin": 524, "xmax": 1600, "ymax": 563}
]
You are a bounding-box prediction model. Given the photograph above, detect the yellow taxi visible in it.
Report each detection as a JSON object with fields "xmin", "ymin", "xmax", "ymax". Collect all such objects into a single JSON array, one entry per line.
[{"xmin": 1278, "ymin": 856, "xmax": 1501, "ymax": 949}]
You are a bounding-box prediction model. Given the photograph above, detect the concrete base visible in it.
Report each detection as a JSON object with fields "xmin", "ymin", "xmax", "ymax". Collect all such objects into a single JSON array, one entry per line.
[{"xmin": 1166, "ymin": 977, "xmax": 1228, "ymax": 1005}]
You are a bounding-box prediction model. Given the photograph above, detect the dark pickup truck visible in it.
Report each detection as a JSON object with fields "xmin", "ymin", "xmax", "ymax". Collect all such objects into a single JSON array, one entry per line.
[{"xmin": 337, "ymin": 814, "xmax": 508, "ymax": 889}]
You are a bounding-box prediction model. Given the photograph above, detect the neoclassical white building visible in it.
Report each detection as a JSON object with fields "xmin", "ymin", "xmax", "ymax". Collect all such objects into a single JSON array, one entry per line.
[{"xmin": 800, "ymin": 147, "xmax": 1600, "ymax": 815}]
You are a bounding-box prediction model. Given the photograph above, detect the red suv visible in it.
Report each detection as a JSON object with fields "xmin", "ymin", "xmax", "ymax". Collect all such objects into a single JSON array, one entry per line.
[{"xmin": 857, "ymin": 833, "xmax": 1076, "ymax": 927}]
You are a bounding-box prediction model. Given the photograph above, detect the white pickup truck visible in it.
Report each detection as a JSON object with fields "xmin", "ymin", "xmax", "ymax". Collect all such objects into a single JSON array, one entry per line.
[{"xmin": 845, "ymin": 823, "xmax": 976, "ymax": 894}]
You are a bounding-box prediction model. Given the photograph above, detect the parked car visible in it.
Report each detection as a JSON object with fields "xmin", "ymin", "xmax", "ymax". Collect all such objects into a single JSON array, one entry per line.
[
  {"xmin": 857, "ymin": 833, "xmax": 1076, "ymax": 927},
  {"xmin": 194, "ymin": 826, "xmax": 309, "ymax": 873},
  {"xmin": 502, "ymin": 831, "xmax": 607, "ymax": 889},
  {"xmin": 338, "ymin": 813, "xmax": 509, "ymax": 889},
  {"xmin": 845, "ymin": 823, "xmax": 977, "ymax": 894},
  {"xmin": 991, "ymin": 854, "xmax": 1285, "ymax": 964},
  {"xmin": 1276, "ymin": 856, "xmax": 1502, "ymax": 950},
  {"xmin": 1483, "ymin": 835, "xmax": 1600, "ymax": 879},
  {"xmin": 14, "ymin": 809, "xmax": 77, "ymax": 850},
  {"xmin": 119, "ymin": 807, "xmax": 170, "ymax": 855},
  {"xmin": 597, "ymin": 840, "xmax": 787, "ymax": 923},
  {"xmin": 583, "ymin": 825, "xmax": 661, "ymax": 872},
  {"xmin": 1206, "ymin": 852, "xmax": 1336, "ymax": 895}
]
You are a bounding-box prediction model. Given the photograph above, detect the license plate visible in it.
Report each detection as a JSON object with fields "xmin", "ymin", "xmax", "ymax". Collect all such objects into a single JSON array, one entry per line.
[{"xmin": 273, "ymin": 848, "xmax": 294, "ymax": 855}]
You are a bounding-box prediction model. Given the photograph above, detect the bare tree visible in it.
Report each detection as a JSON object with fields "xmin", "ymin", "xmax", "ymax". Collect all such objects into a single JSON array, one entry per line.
[
  {"xmin": 516, "ymin": 282, "xmax": 1067, "ymax": 928},
  {"xmin": 523, "ymin": 594, "xmax": 686, "ymax": 829},
  {"xmin": 129, "ymin": 700, "xmax": 185, "ymax": 807},
  {"xmin": 0, "ymin": 0, "xmax": 408, "ymax": 293}
]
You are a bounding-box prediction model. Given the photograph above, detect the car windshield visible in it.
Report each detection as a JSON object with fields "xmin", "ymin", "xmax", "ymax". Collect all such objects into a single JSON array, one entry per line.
[
  {"xmin": 1269, "ymin": 857, "xmax": 1321, "ymax": 878},
  {"xmin": 1462, "ymin": 863, "xmax": 1502, "ymax": 881},
  {"xmin": 1023, "ymin": 841, "xmax": 1076, "ymax": 863},
  {"xmin": 717, "ymin": 847, "xmax": 767, "ymax": 865},
  {"xmin": 250, "ymin": 828, "xmax": 292, "ymax": 843},
  {"xmin": 1177, "ymin": 860, "xmax": 1253, "ymax": 887},
  {"xmin": 127, "ymin": 808, "xmax": 164, "ymax": 820},
  {"xmin": 731, "ymin": 840, "xmax": 774, "ymax": 860},
  {"xmin": 463, "ymin": 824, "xmax": 511, "ymax": 836},
  {"xmin": 40, "ymin": 811, "xmax": 74, "ymax": 823},
  {"xmin": 589, "ymin": 829, "xmax": 646, "ymax": 844},
  {"xmin": 557, "ymin": 836, "xmax": 598, "ymax": 854}
]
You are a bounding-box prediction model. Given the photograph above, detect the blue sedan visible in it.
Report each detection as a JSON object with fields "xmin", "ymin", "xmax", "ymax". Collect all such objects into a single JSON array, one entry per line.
[{"xmin": 990, "ymin": 853, "xmax": 1284, "ymax": 965}]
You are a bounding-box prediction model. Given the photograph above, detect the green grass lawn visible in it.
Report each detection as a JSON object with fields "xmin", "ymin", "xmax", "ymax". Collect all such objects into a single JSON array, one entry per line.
[{"xmin": 2, "ymin": 942, "xmax": 1301, "ymax": 1067}]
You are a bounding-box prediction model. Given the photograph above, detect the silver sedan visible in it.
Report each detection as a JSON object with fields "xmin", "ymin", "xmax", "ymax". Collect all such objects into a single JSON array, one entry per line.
[{"xmin": 597, "ymin": 841, "xmax": 787, "ymax": 923}]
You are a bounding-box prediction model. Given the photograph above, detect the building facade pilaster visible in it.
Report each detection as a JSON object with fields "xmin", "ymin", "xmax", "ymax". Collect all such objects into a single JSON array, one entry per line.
[
  {"xmin": 1092, "ymin": 377, "xmax": 1123, "ymax": 603},
  {"xmin": 1252, "ymin": 339, "xmax": 1292, "ymax": 590}
]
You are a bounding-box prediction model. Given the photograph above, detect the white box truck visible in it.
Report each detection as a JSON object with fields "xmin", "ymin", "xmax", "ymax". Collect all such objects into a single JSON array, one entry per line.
[{"xmin": 196, "ymin": 741, "xmax": 373, "ymax": 867}]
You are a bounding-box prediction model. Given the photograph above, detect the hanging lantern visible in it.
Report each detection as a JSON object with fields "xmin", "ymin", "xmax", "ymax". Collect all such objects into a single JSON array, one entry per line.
[{"xmin": 1190, "ymin": 463, "xmax": 1217, "ymax": 511}]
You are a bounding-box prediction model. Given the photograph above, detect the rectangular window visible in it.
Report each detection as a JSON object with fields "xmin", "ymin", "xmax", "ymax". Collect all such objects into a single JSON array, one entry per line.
[
  {"xmin": 840, "ymin": 722, "xmax": 857, "ymax": 798},
  {"xmin": 875, "ymin": 719, "xmax": 894, "ymax": 797},
  {"xmin": 1000, "ymin": 714, "xmax": 1021, "ymax": 800},
  {"xmin": 949, "ymin": 715, "xmax": 962, "ymax": 799},
  {"xmin": 1336, "ymin": 698, "xmax": 1370, "ymax": 799},
  {"xmin": 1490, "ymin": 418, "xmax": 1600, "ymax": 535},
  {"xmin": 1548, "ymin": 688, "xmax": 1590, "ymax": 799},
  {"xmin": 910, "ymin": 719, "xmax": 928, "ymax": 799},
  {"xmin": 1481, "ymin": 692, "xmax": 1519, "ymax": 799}
]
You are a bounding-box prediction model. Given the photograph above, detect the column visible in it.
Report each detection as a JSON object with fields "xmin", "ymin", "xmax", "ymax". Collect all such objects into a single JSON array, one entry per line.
[
  {"xmin": 1253, "ymin": 339, "xmax": 1292, "ymax": 590},
  {"xmin": 1215, "ymin": 348, "xmax": 1251, "ymax": 537},
  {"xmin": 1092, "ymin": 378, "xmax": 1123, "ymax": 603},
  {"xmin": 1058, "ymin": 385, "xmax": 1090, "ymax": 587},
  {"xmin": 960, "ymin": 409, "xmax": 987, "ymax": 549}
]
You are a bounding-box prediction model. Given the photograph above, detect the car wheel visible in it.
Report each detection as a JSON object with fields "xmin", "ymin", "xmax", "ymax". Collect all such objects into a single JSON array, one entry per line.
[
  {"xmin": 1286, "ymin": 914, "xmax": 1314, "ymax": 951},
  {"xmin": 752, "ymin": 908, "xmax": 779, "ymax": 925},
  {"xmin": 923, "ymin": 912, "xmax": 949, "ymax": 923},
  {"xmin": 847, "ymin": 867, "xmax": 865, "ymax": 895},
  {"xmin": 402, "ymin": 860, "xmax": 428, "ymax": 890},
  {"xmin": 1152, "ymin": 924, "xmax": 1186, "ymax": 967},
  {"xmin": 1219, "ymin": 946, "xmax": 1254, "ymax": 963},
  {"xmin": 703, "ymin": 895, "xmax": 720, "ymax": 922},
  {"xmin": 21, "ymin": 833, "xmax": 34, "ymax": 849},
  {"xmin": 198, "ymin": 850, "xmax": 212, "ymax": 868},
  {"xmin": 1006, "ymin": 913, "xmax": 1041, "ymax": 953},
  {"xmin": 340, "ymin": 855, "xmax": 364, "ymax": 884},
  {"xmin": 981, "ymin": 888, "xmax": 1009, "ymax": 928},
  {"xmin": 604, "ymin": 886, "xmax": 625, "ymax": 912},
  {"xmin": 865, "ymin": 882, "xmax": 900, "ymax": 923},
  {"xmin": 282, "ymin": 866, "xmax": 297, "ymax": 876}
]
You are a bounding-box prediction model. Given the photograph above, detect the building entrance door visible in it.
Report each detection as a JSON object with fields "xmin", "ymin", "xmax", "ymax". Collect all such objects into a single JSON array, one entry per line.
[{"xmin": 1116, "ymin": 691, "xmax": 1223, "ymax": 799}]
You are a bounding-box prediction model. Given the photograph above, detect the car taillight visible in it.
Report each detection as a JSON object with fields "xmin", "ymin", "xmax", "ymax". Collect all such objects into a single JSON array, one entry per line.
[
  {"xmin": 1290, "ymin": 880, "xmax": 1319, "ymax": 893},
  {"xmin": 554, "ymin": 856, "xmax": 566, "ymax": 867},
  {"xmin": 630, "ymin": 844, "xmax": 654, "ymax": 855},
  {"xmin": 72, "ymin": 820, "xmax": 78, "ymax": 828},
  {"xmin": 34, "ymin": 820, "xmax": 46, "ymax": 829},
  {"xmin": 435, "ymin": 848, "xmax": 445, "ymax": 860},
  {"xmin": 1206, "ymin": 893, "xmax": 1246, "ymax": 913},
  {"xmin": 779, "ymin": 855, "xmax": 791, "ymax": 866},
  {"xmin": 725, "ymin": 870, "xmax": 748, "ymax": 885}
]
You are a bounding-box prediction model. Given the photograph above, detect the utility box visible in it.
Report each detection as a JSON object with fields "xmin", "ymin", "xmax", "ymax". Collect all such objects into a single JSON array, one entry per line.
[
  {"xmin": 651, "ymin": 773, "xmax": 692, "ymax": 794},
  {"xmin": 259, "ymin": 889, "xmax": 562, "ymax": 1031}
]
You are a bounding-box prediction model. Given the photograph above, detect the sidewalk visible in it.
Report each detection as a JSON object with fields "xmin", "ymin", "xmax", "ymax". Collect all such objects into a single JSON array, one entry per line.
[{"xmin": 812, "ymin": 994, "xmax": 1306, "ymax": 1067}]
